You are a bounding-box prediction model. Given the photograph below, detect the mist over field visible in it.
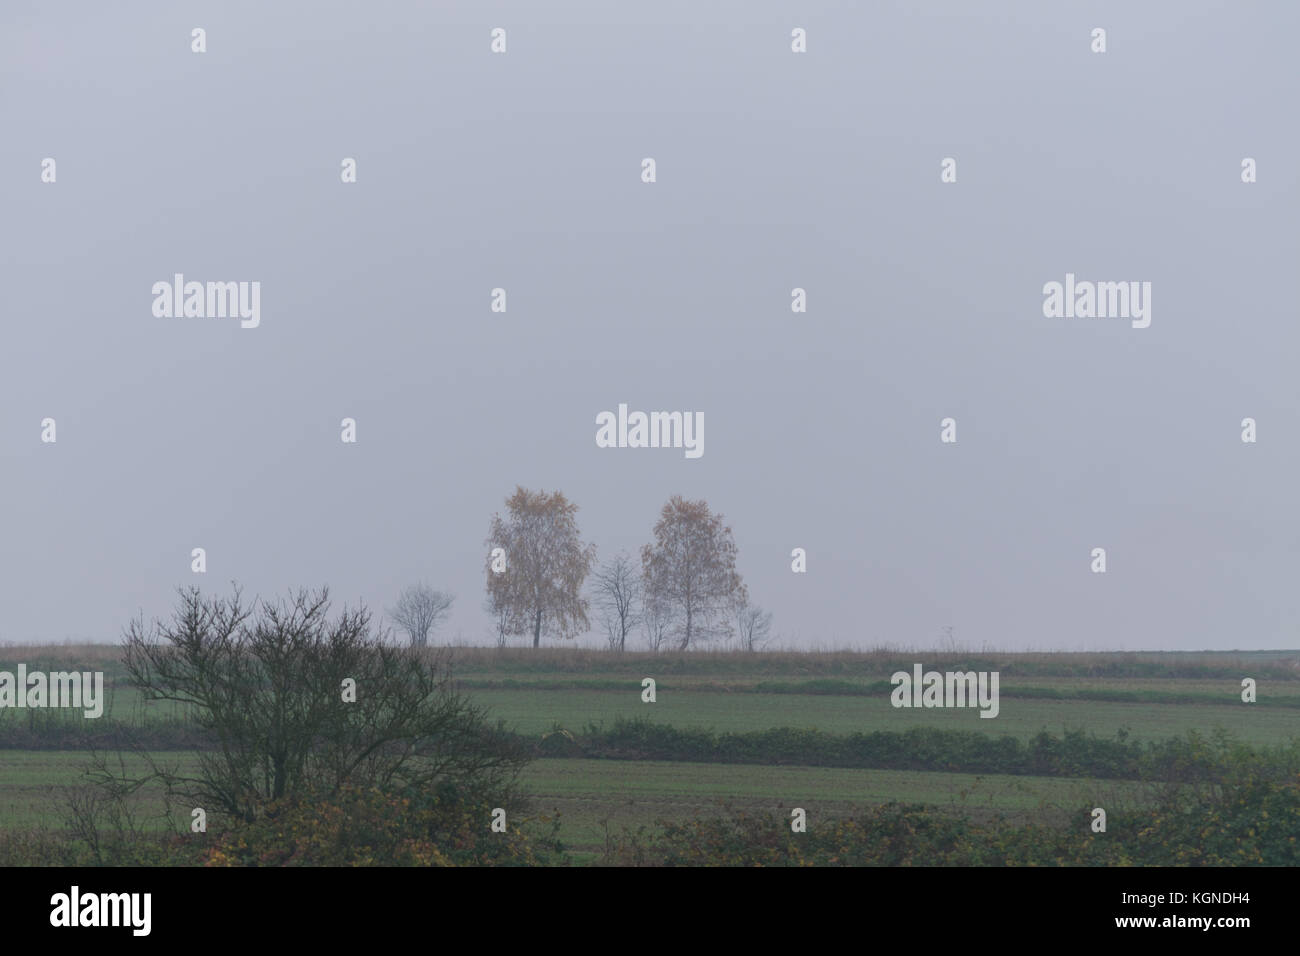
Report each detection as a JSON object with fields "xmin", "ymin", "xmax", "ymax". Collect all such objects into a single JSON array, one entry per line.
[
  {"xmin": 2, "ymin": 3, "xmax": 1299, "ymax": 897},
  {"xmin": 2, "ymin": 0, "xmax": 1297, "ymax": 651}
]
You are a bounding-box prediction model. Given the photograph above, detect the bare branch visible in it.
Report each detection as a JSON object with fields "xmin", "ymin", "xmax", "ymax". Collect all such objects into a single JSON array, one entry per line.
[{"xmin": 388, "ymin": 584, "xmax": 455, "ymax": 648}]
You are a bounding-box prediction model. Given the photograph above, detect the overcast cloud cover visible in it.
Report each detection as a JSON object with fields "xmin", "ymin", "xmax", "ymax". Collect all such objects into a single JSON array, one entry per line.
[{"xmin": 1, "ymin": 1, "xmax": 1296, "ymax": 651}]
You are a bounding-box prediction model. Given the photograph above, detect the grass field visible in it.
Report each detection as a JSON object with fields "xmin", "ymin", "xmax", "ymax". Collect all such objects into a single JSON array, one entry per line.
[
  {"xmin": 462, "ymin": 687, "xmax": 1300, "ymax": 743},
  {"xmin": 0, "ymin": 750, "xmax": 1153, "ymax": 860},
  {"xmin": 8, "ymin": 672, "xmax": 1300, "ymax": 740},
  {"xmin": 2, "ymin": 644, "xmax": 1298, "ymax": 864}
]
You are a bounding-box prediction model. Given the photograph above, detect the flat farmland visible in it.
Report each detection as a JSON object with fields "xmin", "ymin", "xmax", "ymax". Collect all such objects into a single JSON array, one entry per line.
[
  {"xmin": 6, "ymin": 673, "xmax": 1298, "ymax": 743},
  {"xmin": 2, "ymin": 646, "xmax": 1298, "ymax": 865},
  {"xmin": 0, "ymin": 750, "xmax": 1153, "ymax": 862},
  {"xmin": 517, "ymin": 758, "xmax": 1153, "ymax": 860},
  {"xmin": 462, "ymin": 686, "xmax": 1300, "ymax": 743}
]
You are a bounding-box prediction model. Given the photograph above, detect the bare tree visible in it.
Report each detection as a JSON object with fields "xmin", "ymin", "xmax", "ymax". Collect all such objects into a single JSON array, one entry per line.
[
  {"xmin": 642, "ymin": 495, "xmax": 747, "ymax": 650},
  {"xmin": 388, "ymin": 583, "xmax": 455, "ymax": 648},
  {"xmin": 592, "ymin": 552, "xmax": 641, "ymax": 652},
  {"xmin": 485, "ymin": 486, "xmax": 597, "ymax": 648},
  {"xmin": 115, "ymin": 585, "xmax": 528, "ymax": 826},
  {"xmin": 735, "ymin": 602, "xmax": 773, "ymax": 653}
]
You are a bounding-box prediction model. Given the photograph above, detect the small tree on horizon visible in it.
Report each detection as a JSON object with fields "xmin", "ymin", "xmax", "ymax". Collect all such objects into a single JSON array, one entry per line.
[
  {"xmin": 734, "ymin": 602, "xmax": 773, "ymax": 653},
  {"xmin": 484, "ymin": 486, "xmax": 597, "ymax": 648},
  {"xmin": 592, "ymin": 551, "xmax": 642, "ymax": 652},
  {"xmin": 388, "ymin": 583, "xmax": 455, "ymax": 648},
  {"xmin": 641, "ymin": 495, "xmax": 747, "ymax": 651}
]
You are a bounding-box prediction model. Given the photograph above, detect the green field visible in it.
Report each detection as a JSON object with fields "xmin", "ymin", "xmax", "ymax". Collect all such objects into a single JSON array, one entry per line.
[
  {"xmin": 0, "ymin": 750, "xmax": 1153, "ymax": 858},
  {"xmin": 2, "ymin": 645, "xmax": 1298, "ymax": 864},
  {"xmin": 462, "ymin": 687, "xmax": 1300, "ymax": 743},
  {"xmin": 516, "ymin": 759, "xmax": 1155, "ymax": 856},
  {"xmin": 7, "ymin": 673, "xmax": 1299, "ymax": 742}
]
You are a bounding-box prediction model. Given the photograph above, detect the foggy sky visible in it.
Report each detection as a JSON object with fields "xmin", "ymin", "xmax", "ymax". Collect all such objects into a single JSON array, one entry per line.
[{"xmin": 2, "ymin": 1, "xmax": 1296, "ymax": 651}]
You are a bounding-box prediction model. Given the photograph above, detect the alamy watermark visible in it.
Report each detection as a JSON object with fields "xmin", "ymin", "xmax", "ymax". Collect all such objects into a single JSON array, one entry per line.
[
  {"xmin": 595, "ymin": 404, "xmax": 704, "ymax": 459},
  {"xmin": 50, "ymin": 887, "xmax": 150, "ymax": 936},
  {"xmin": 0, "ymin": 665, "xmax": 104, "ymax": 718},
  {"xmin": 890, "ymin": 664, "xmax": 999, "ymax": 718},
  {"xmin": 1042, "ymin": 273, "xmax": 1151, "ymax": 328},
  {"xmin": 152, "ymin": 274, "xmax": 261, "ymax": 328}
]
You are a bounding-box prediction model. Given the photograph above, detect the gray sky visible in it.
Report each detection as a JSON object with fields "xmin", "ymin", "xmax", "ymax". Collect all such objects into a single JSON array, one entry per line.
[{"xmin": 2, "ymin": 1, "xmax": 1296, "ymax": 651}]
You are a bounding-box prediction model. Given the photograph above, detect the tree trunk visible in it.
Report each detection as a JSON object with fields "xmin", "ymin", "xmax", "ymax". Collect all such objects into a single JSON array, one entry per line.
[
  {"xmin": 273, "ymin": 757, "xmax": 287, "ymax": 800},
  {"xmin": 533, "ymin": 609, "xmax": 542, "ymax": 648}
]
